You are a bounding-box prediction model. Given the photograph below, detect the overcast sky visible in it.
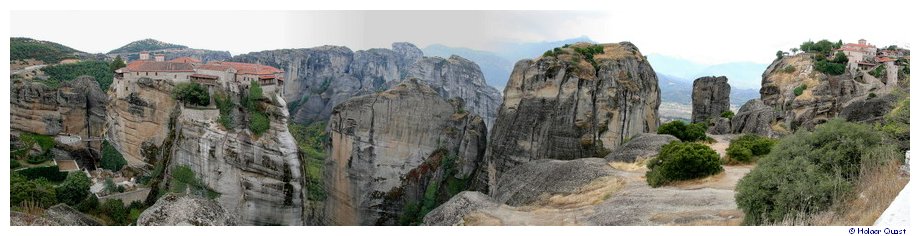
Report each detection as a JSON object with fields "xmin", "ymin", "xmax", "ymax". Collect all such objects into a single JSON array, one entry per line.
[{"xmin": 10, "ymin": 8, "xmax": 910, "ymax": 65}]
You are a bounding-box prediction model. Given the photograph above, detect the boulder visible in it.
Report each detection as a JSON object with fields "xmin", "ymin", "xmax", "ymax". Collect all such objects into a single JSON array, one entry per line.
[
  {"xmin": 691, "ymin": 76, "xmax": 731, "ymax": 124},
  {"xmin": 707, "ymin": 117, "xmax": 732, "ymax": 134},
  {"xmin": 10, "ymin": 204, "xmax": 103, "ymax": 226},
  {"xmin": 137, "ymin": 193, "xmax": 237, "ymax": 226},
  {"xmin": 604, "ymin": 133, "xmax": 678, "ymax": 163},
  {"xmin": 421, "ymin": 191, "xmax": 500, "ymax": 226},
  {"xmin": 493, "ymin": 158, "xmax": 617, "ymax": 206},
  {"xmin": 730, "ymin": 99, "xmax": 775, "ymax": 137},
  {"xmin": 840, "ymin": 93, "xmax": 899, "ymax": 123}
]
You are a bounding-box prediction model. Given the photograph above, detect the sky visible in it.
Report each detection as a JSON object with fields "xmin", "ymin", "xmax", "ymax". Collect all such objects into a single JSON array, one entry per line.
[{"xmin": 10, "ymin": 7, "xmax": 911, "ymax": 65}]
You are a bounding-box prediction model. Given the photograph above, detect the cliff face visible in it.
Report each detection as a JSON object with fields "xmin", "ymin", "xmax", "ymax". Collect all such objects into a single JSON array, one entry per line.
[
  {"xmin": 324, "ymin": 79, "xmax": 487, "ymax": 225},
  {"xmin": 478, "ymin": 42, "xmax": 660, "ymax": 191},
  {"xmin": 106, "ymin": 77, "xmax": 304, "ymax": 225},
  {"xmin": 230, "ymin": 43, "xmax": 500, "ymax": 128},
  {"xmin": 11, "ymin": 76, "xmax": 107, "ymax": 142},
  {"xmin": 751, "ymin": 53, "xmax": 901, "ymax": 134},
  {"xmin": 407, "ymin": 56, "xmax": 501, "ymax": 127},
  {"xmin": 691, "ymin": 76, "xmax": 730, "ymax": 124}
]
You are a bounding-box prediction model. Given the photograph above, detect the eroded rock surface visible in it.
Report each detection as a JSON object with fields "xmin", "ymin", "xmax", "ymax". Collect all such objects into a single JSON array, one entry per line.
[
  {"xmin": 691, "ymin": 76, "xmax": 730, "ymax": 124},
  {"xmin": 10, "ymin": 204, "xmax": 103, "ymax": 226},
  {"xmin": 137, "ymin": 193, "xmax": 237, "ymax": 226},
  {"xmin": 324, "ymin": 78, "xmax": 487, "ymax": 225},
  {"xmin": 479, "ymin": 42, "xmax": 660, "ymax": 191},
  {"xmin": 11, "ymin": 76, "xmax": 107, "ymax": 143},
  {"xmin": 604, "ymin": 133, "xmax": 678, "ymax": 163}
]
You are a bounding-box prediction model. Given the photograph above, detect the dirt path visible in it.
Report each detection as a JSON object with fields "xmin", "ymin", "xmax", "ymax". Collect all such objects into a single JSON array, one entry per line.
[{"xmin": 460, "ymin": 134, "xmax": 752, "ymax": 226}]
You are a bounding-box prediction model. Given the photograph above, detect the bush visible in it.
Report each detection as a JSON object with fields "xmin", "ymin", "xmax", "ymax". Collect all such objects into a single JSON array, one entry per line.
[
  {"xmin": 793, "ymin": 84, "xmax": 807, "ymax": 96},
  {"xmin": 646, "ymin": 141, "xmax": 723, "ymax": 187},
  {"xmin": 56, "ymin": 172, "xmax": 92, "ymax": 206},
  {"xmin": 172, "ymin": 82, "xmax": 211, "ymax": 106},
  {"xmin": 870, "ymin": 64, "xmax": 887, "ymax": 78},
  {"xmin": 657, "ymin": 121, "xmax": 707, "ymax": 142},
  {"xmin": 721, "ymin": 111, "xmax": 735, "ymax": 119},
  {"xmin": 101, "ymin": 140, "xmax": 127, "ymax": 172},
  {"xmin": 735, "ymin": 119, "xmax": 898, "ymax": 225},
  {"xmin": 11, "ymin": 159, "xmax": 22, "ymax": 169},
  {"xmin": 290, "ymin": 122, "xmax": 329, "ymax": 201},
  {"xmin": 726, "ymin": 134, "xmax": 775, "ymax": 163},
  {"xmin": 27, "ymin": 150, "xmax": 53, "ymax": 164},
  {"xmin": 76, "ymin": 194, "xmax": 99, "ymax": 213},
  {"xmin": 17, "ymin": 165, "xmax": 68, "ymax": 182},
  {"xmin": 20, "ymin": 133, "xmax": 55, "ymax": 151},
  {"xmin": 11, "ymin": 172, "xmax": 58, "ymax": 208},
  {"xmin": 169, "ymin": 165, "xmax": 218, "ymax": 199},
  {"xmin": 880, "ymin": 97, "xmax": 909, "ymax": 152},
  {"xmin": 814, "ymin": 59, "xmax": 846, "ymax": 75},
  {"xmin": 782, "ymin": 65, "xmax": 796, "ymax": 73},
  {"xmin": 214, "ymin": 92, "xmax": 236, "ymax": 129},
  {"xmin": 101, "ymin": 199, "xmax": 129, "ymax": 225},
  {"xmin": 249, "ymin": 111, "xmax": 270, "ymax": 135}
]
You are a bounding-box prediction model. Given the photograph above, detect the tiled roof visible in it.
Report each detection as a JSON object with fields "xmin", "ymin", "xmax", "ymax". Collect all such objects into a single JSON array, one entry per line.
[
  {"xmin": 169, "ymin": 57, "xmax": 201, "ymax": 63},
  {"xmin": 258, "ymin": 75, "xmax": 276, "ymax": 79},
  {"xmin": 196, "ymin": 63, "xmax": 233, "ymax": 71},
  {"xmin": 877, "ymin": 57, "xmax": 896, "ymax": 63},
  {"xmin": 212, "ymin": 62, "xmax": 283, "ymax": 75},
  {"xmin": 190, "ymin": 74, "xmax": 219, "ymax": 79},
  {"xmin": 124, "ymin": 61, "xmax": 195, "ymax": 72}
]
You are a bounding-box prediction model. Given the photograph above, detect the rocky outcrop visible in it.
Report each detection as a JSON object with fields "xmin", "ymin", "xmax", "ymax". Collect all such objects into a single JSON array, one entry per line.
[
  {"xmin": 137, "ymin": 193, "xmax": 237, "ymax": 226},
  {"xmin": 604, "ymin": 133, "xmax": 678, "ymax": 163},
  {"xmin": 478, "ymin": 42, "xmax": 659, "ymax": 191},
  {"xmin": 840, "ymin": 93, "xmax": 900, "ymax": 123},
  {"xmin": 421, "ymin": 191, "xmax": 499, "ymax": 226},
  {"xmin": 691, "ymin": 76, "xmax": 731, "ymax": 124},
  {"xmin": 324, "ymin": 78, "xmax": 487, "ymax": 225},
  {"xmin": 708, "ymin": 117, "xmax": 732, "ymax": 135},
  {"xmin": 231, "ymin": 43, "xmax": 501, "ymax": 128},
  {"xmin": 492, "ymin": 158, "xmax": 618, "ymax": 206},
  {"xmin": 11, "ymin": 76, "xmax": 107, "ymax": 143},
  {"xmin": 106, "ymin": 77, "xmax": 304, "ymax": 225},
  {"xmin": 406, "ymin": 55, "xmax": 502, "ymax": 127},
  {"xmin": 758, "ymin": 53, "xmax": 899, "ymax": 133},
  {"xmin": 730, "ymin": 99, "xmax": 776, "ymax": 137},
  {"xmin": 11, "ymin": 204, "xmax": 103, "ymax": 226},
  {"xmin": 169, "ymin": 90, "xmax": 304, "ymax": 225}
]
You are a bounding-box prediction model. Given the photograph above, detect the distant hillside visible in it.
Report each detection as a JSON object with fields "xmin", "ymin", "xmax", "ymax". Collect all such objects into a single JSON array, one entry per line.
[
  {"xmin": 495, "ymin": 36, "xmax": 595, "ymax": 61},
  {"xmin": 107, "ymin": 38, "xmax": 188, "ymax": 54},
  {"xmin": 11, "ymin": 37, "xmax": 83, "ymax": 63}
]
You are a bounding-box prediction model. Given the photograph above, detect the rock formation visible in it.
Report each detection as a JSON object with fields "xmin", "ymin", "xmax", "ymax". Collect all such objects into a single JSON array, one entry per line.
[
  {"xmin": 708, "ymin": 117, "xmax": 732, "ymax": 134},
  {"xmin": 478, "ymin": 42, "xmax": 659, "ymax": 191},
  {"xmin": 324, "ymin": 78, "xmax": 487, "ymax": 225},
  {"xmin": 10, "ymin": 204, "xmax": 103, "ymax": 226},
  {"xmin": 757, "ymin": 53, "xmax": 900, "ymax": 133},
  {"xmin": 137, "ymin": 193, "xmax": 237, "ymax": 226},
  {"xmin": 730, "ymin": 99, "xmax": 776, "ymax": 137},
  {"xmin": 230, "ymin": 43, "xmax": 501, "ymax": 128},
  {"xmin": 691, "ymin": 76, "xmax": 731, "ymax": 124},
  {"xmin": 106, "ymin": 76, "xmax": 304, "ymax": 225},
  {"xmin": 11, "ymin": 76, "xmax": 107, "ymax": 146},
  {"xmin": 604, "ymin": 133, "xmax": 678, "ymax": 163}
]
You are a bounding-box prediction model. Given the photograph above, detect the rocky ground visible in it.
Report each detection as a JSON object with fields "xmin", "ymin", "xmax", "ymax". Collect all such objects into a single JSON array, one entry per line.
[{"xmin": 426, "ymin": 133, "xmax": 753, "ymax": 226}]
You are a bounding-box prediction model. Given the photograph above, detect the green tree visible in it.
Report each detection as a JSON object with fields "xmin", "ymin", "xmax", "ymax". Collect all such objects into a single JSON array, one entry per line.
[
  {"xmin": 101, "ymin": 140, "xmax": 127, "ymax": 172},
  {"xmin": 56, "ymin": 172, "xmax": 92, "ymax": 206},
  {"xmin": 101, "ymin": 199, "xmax": 129, "ymax": 225},
  {"xmin": 172, "ymin": 82, "xmax": 211, "ymax": 106},
  {"xmin": 40, "ymin": 61, "xmax": 113, "ymax": 90},
  {"xmin": 249, "ymin": 111, "xmax": 270, "ymax": 135},
  {"xmin": 646, "ymin": 141, "xmax": 723, "ymax": 187},
  {"xmin": 110, "ymin": 55, "xmax": 126, "ymax": 73},
  {"xmin": 776, "ymin": 50, "xmax": 784, "ymax": 59},
  {"xmin": 11, "ymin": 173, "xmax": 58, "ymax": 208}
]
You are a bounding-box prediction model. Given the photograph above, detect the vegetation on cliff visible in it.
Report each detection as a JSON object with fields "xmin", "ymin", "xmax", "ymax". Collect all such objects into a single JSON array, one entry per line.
[
  {"xmin": 101, "ymin": 140, "xmax": 127, "ymax": 172},
  {"xmin": 172, "ymin": 82, "xmax": 211, "ymax": 106},
  {"xmin": 40, "ymin": 60, "xmax": 114, "ymax": 90},
  {"xmin": 289, "ymin": 122, "xmax": 328, "ymax": 201}
]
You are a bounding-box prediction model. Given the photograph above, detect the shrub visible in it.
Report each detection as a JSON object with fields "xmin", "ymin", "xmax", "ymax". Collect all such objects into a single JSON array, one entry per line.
[
  {"xmin": 56, "ymin": 172, "xmax": 92, "ymax": 206},
  {"xmin": 880, "ymin": 97, "xmax": 909, "ymax": 152},
  {"xmin": 646, "ymin": 141, "xmax": 723, "ymax": 187},
  {"xmin": 793, "ymin": 84, "xmax": 807, "ymax": 96},
  {"xmin": 27, "ymin": 150, "xmax": 53, "ymax": 164},
  {"xmin": 726, "ymin": 134, "xmax": 775, "ymax": 163},
  {"xmin": 172, "ymin": 82, "xmax": 210, "ymax": 106},
  {"xmin": 76, "ymin": 194, "xmax": 99, "ymax": 213},
  {"xmin": 214, "ymin": 92, "xmax": 236, "ymax": 129},
  {"xmin": 721, "ymin": 111, "xmax": 735, "ymax": 119},
  {"xmin": 101, "ymin": 199, "xmax": 128, "ymax": 225},
  {"xmin": 11, "ymin": 172, "xmax": 58, "ymax": 208},
  {"xmin": 11, "ymin": 159, "xmax": 22, "ymax": 169},
  {"xmin": 735, "ymin": 119, "xmax": 898, "ymax": 225},
  {"xmin": 101, "ymin": 140, "xmax": 127, "ymax": 172},
  {"xmin": 169, "ymin": 165, "xmax": 218, "ymax": 199},
  {"xmin": 290, "ymin": 122, "xmax": 329, "ymax": 201},
  {"xmin": 249, "ymin": 111, "xmax": 270, "ymax": 135},
  {"xmin": 870, "ymin": 64, "xmax": 887, "ymax": 78},
  {"xmin": 782, "ymin": 65, "xmax": 796, "ymax": 73},
  {"xmin": 17, "ymin": 165, "xmax": 68, "ymax": 182},
  {"xmin": 40, "ymin": 61, "xmax": 113, "ymax": 90},
  {"xmin": 657, "ymin": 121, "xmax": 708, "ymax": 142},
  {"xmin": 814, "ymin": 59, "xmax": 846, "ymax": 75},
  {"xmin": 20, "ymin": 133, "xmax": 55, "ymax": 151}
]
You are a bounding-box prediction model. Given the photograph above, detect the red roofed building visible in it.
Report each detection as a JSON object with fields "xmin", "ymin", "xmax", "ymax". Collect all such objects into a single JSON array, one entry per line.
[
  {"xmin": 114, "ymin": 58, "xmax": 285, "ymax": 98},
  {"xmin": 838, "ymin": 39, "xmax": 878, "ymax": 64}
]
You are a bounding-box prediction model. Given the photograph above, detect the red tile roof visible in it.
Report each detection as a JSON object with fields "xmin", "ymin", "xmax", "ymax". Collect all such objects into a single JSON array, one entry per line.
[
  {"xmin": 169, "ymin": 57, "xmax": 201, "ymax": 63},
  {"xmin": 211, "ymin": 62, "xmax": 283, "ymax": 75},
  {"xmin": 196, "ymin": 63, "xmax": 233, "ymax": 71},
  {"xmin": 877, "ymin": 57, "xmax": 896, "ymax": 63},
  {"xmin": 124, "ymin": 61, "xmax": 195, "ymax": 72}
]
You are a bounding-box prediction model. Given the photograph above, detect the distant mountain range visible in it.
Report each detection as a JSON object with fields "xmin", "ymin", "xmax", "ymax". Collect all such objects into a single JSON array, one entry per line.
[
  {"xmin": 646, "ymin": 53, "xmax": 769, "ymax": 90},
  {"xmin": 423, "ymin": 36, "xmax": 595, "ymax": 90},
  {"xmin": 658, "ymin": 73, "xmax": 760, "ymax": 106}
]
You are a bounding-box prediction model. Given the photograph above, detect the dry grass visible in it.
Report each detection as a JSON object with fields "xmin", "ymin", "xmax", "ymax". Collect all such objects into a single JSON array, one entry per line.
[
  {"xmin": 525, "ymin": 176, "xmax": 625, "ymax": 210},
  {"xmin": 608, "ymin": 161, "xmax": 647, "ymax": 172},
  {"xmin": 594, "ymin": 44, "xmax": 633, "ymax": 61}
]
